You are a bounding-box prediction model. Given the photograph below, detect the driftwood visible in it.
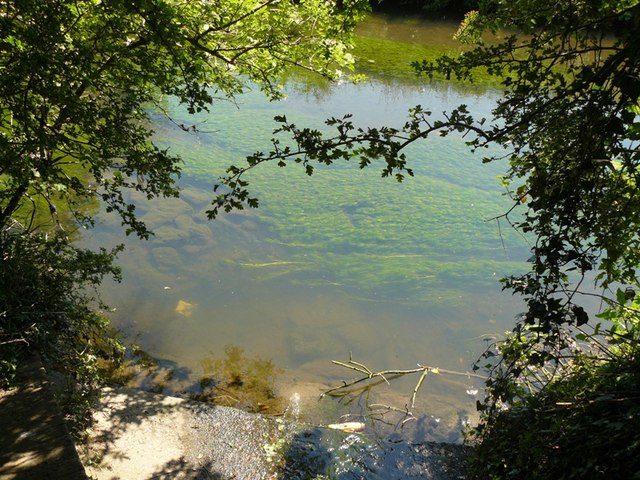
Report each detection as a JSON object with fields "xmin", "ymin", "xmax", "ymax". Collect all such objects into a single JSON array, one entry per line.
[{"xmin": 322, "ymin": 353, "xmax": 486, "ymax": 426}]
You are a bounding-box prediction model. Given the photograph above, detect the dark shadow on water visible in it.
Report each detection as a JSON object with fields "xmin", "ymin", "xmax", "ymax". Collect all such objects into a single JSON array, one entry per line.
[
  {"xmin": 117, "ymin": 344, "xmax": 287, "ymax": 415},
  {"xmin": 281, "ymin": 425, "xmax": 470, "ymax": 480}
]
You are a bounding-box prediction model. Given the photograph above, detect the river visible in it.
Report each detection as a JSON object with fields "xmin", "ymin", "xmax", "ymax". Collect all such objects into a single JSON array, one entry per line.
[{"xmin": 81, "ymin": 13, "xmax": 529, "ymax": 443}]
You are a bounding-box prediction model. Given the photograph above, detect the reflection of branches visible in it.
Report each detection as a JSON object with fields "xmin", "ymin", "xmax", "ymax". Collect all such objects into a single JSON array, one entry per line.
[{"xmin": 368, "ymin": 403, "xmax": 417, "ymax": 428}]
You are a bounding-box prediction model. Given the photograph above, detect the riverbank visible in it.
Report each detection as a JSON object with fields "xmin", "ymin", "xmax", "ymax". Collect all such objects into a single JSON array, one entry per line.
[{"xmin": 81, "ymin": 386, "xmax": 470, "ymax": 479}]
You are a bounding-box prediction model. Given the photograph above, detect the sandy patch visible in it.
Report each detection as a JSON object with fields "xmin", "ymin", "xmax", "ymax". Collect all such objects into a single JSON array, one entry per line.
[{"xmin": 82, "ymin": 387, "xmax": 277, "ymax": 480}]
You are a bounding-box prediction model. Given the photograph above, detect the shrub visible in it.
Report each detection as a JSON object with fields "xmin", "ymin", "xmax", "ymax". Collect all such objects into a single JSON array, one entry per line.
[
  {"xmin": 469, "ymin": 351, "xmax": 640, "ymax": 479},
  {"xmin": 0, "ymin": 226, "xmax": 124, "ymax": 431}
]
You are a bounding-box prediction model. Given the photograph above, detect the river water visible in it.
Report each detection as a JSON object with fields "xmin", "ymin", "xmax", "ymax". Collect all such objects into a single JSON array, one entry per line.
[{"xmin": 82, "ymin": 14, "xmax": 529, "ymax": 442}]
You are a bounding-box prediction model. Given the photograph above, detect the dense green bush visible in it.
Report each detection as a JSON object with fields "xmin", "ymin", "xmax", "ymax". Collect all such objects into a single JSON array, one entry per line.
[
  {"xmin": 0, "ymin": 226, "xmax": 123, "ymax": 429},
  {"xmin": 469, "ymin": 351, "xmax": 640, "ymax": 479},
  {"xmin": 467, "ymin": 289, "xmax": 640, "ymax": 478}
]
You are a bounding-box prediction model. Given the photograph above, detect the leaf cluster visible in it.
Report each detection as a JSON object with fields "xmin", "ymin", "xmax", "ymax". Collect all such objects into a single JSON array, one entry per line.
[
  {"xmin": 442, "ymin": 1, "xmax": 640, "ymax": 476},
  {"xmin": 0, "ymin": 0, "xmax": 369, "ymax": 237},
  {"xmin": 450, "ymin": 0, "xmax": 640, "ymax": 408},
  {"xmin": 209, "ymin": 104, "xmax": 487, "ymax": 217},
  {"xmin": 469, "ymin": 352, "xmax": 640, "ymax": 479},
  {"xmin": 0, "ymin": 225, "xmax": 123, "ymax": 431}
]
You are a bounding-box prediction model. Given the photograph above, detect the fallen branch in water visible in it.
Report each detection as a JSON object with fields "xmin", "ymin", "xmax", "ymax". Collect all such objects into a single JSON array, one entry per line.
[{"xmin": 322, "ymin": 353, "xmax": 486, "ymax": 412}]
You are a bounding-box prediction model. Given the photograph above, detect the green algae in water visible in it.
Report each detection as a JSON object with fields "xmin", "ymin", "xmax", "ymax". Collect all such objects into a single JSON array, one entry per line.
[
  {"xmin": 353, "ymin": 14, "xmax": 501, "ymax": 89},
  {"xmin": 148, "ymin": 80, "xmax": 527, "ymax": 305},
  {"xmin": 80, "ymin": 16, "xmax": 533, "ymax": 442}
]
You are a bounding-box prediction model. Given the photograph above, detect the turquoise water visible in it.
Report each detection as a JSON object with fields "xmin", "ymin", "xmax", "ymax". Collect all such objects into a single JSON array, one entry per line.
[{"xmin": 83, "ymin": 17, "xmax": 530, "ymax": 442}]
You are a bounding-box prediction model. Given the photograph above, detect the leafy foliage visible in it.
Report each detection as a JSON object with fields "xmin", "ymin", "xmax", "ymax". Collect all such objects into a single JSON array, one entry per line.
[
  {"xmin": 208, "ymin": 104, "xmax": 486, "ymax": 217},
  {"xmin": 470, "ymin": 352, "xmax": 640, "ymax": 479},
  {"xmin": 0, "ymin": 0, "xmax": 369, "ymax": 237},
  {"xmin": 0, "ymin": 225, "xmax": 123, "ymax": 430},
  {"xmin": 374, "ymin": 0, "xmax": 479, "ymax": 15}
]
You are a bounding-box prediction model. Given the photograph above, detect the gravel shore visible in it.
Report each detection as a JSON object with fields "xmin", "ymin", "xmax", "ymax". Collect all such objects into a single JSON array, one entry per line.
[{"xmin": 82, "ymin": 387, "xmax": 470, "ymax": 479}]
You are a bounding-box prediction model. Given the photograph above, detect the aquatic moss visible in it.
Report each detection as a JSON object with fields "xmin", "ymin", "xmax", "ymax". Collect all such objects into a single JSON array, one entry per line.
[
  {"xmin": 353, "ymin": 29, "xmax": 500, "ymax": 89},
  {"xmin": 146, "ymin": 88, "xmax": 526, "ymax": 303},
  {"xmin": 136, "ymin": 14, "xmax": 528, "ymax": 305}
]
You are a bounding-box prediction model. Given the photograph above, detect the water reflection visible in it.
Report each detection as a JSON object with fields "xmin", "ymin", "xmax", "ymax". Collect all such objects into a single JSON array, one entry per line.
[
  {"xmin": 112, "ymin": 343, "xmax": 285, "ymax": 414},
  {"xmin": 196, "ymin": 345, "xmax": 285, "ymax": 414},
  {"xmin": 356, "ymin": 14, "xmax": 466, "ymax": 49},
  {"xmin": 87, "ymin": 169, "xmax": 525, "ymax": 441}
]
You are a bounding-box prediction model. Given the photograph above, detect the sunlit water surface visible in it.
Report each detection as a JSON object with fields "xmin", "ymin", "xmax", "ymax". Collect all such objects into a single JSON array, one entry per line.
[{"xmin": 81, "ymin": 16, "xmax": 530, "ymax": 443}]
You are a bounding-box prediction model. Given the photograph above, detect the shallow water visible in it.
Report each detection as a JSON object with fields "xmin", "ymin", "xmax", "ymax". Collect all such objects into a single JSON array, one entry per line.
[{"xmin": 81, "ymin": 15, "xmax": 530, "ymax": 442}]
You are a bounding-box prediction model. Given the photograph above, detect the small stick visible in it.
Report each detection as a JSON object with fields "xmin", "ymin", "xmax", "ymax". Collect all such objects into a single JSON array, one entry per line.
[{"xmin": 410, "ymin": 368, "xmax": 429, "ymax": 409}]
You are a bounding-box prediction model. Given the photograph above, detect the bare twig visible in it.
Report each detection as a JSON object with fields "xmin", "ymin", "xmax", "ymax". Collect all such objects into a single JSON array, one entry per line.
[
  {"xmin": 0, "ymin": 338, "xmax": 29, "ymax": 346},
  {"xmin": 368, "ymin": 403, "xmax": 416, "ymax": 428},
  {"xmin": 410, "ymin": 368, "xmax": 430, "ymax": 409},
  {"xmin": 323, "ymin": 356, "xmax": 485, "ymax": 402}
]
